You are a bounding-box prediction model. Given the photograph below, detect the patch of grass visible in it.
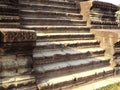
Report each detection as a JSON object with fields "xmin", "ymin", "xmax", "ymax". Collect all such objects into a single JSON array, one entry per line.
[{"xmin": 96, "ymin": 82, "xmax": 120, "ymax": 90}]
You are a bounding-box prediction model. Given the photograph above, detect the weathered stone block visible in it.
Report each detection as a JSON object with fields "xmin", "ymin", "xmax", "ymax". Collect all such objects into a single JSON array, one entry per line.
[
  {"xmin": 0, "ymin": 70, "xmax": 17, "ymax": 77},
  {"xmin": 0, "ymin": 55, "xmax": 33, "ymax": 77},
  {"xmin": 0, "ymin": 55, "xmax": 17, "ymax": 70}
]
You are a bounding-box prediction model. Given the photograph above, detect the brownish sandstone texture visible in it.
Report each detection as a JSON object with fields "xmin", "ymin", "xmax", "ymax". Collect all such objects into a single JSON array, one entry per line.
[{"xmin": 0, "ymin": 0, "xmax": 120, "ymax": 90}]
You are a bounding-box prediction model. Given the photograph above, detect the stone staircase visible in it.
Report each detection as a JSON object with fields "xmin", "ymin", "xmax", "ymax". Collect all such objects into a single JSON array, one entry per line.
[
  {"xmin": 90, "ymin": 1, "xmax": 119, "ymax": 29},
  {"xmin": 19, "ymin": 0, "xmax": 115, "ymax": 90},
  {"xmin": 80, "ymin": 1, "xmax": 119, "ymax": 29},
  {"xmin": 0, "ymin": 0, "xmax": 20, "ymax": 28}
]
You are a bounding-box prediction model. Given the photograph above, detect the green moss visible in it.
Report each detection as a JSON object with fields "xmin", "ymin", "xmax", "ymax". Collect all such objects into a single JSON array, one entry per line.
[{"xmin": 96, "ymin": 82, "xmax": 120, "ymax": 90}]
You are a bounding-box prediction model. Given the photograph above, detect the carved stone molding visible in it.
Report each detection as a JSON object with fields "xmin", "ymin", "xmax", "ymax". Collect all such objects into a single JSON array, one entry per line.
[{"xmin": 0, "ymin": 29, "xmax": 36, "ymax": 43}]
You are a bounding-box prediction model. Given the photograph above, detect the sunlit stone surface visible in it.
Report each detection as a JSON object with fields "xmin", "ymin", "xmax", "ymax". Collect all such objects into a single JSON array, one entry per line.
[{"xmin": 0, "ymin": 0, "xmax": 120, "ymax": 90}]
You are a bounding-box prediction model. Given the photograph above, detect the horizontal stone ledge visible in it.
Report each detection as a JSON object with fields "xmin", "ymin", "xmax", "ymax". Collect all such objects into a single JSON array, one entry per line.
[{"xmin": 0, "ymin": 29, "xmax": 36, "ymax": 43}]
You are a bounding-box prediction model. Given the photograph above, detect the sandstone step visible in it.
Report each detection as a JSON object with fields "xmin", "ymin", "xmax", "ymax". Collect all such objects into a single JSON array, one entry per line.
[
  {"xmin": 20, "ymin": 10, "xmax": 82, "ymax": 20},
  {"xmin": 22, "ymin": 18, "xmax": 86, "ymax": 26},
  {"xmin": 0, "ymin": 22, "xmax": 20, "ymax": 28},
  {"xmin": 0, "ymin": 15, "xmax": 20, "ymax": 21},
  {"xmin": 36, "ymin": 66, "xmax": 114, "ymax": 90},
  {"xmin": 20, "ymin": 3, "xmax": 79, "ymax": 13},
  {"xmin": 34, "ymin": 56, "xmax": 109, "ymax": 74},
  {"xmin": 0, "ymin": 75, "xmax": 37, "ymax": 90},
  {"xmin": 36, "ymin": 33, "xmax": 94, "ymax": 41},
  {"xmin": 67, "ymin": 74, "xmax": 120, "ymax": 90},
  {"xmin": 35, "ymin": 40, "xmax": 100, "ymax": 50},
  {"xmin": 0, "ymin": 6, "xmax": 19, "ymax": 16},
  {"xmin": 20, "ymin": 0, "xmax": 76, "ymax": 8},
  {"xmin": 33, "ymin": 47, "xmax": 105, "ymax": 65},
  {"xmin": 22, "ymin": 26, "xmax": 90, "ymax": 33}
]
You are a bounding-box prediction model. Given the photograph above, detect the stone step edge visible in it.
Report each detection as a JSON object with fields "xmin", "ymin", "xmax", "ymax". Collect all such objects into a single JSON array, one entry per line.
[
  {"xmin": 33, "ymin": 47, "xmax": 104, "ymax": 65},
  {"xmin": 36, "ymin": 33, "xmax": 94, "ymax": 40},
  {"xmin": 0, "ymin": 15, "xmax": 20, "ymax": 19},
  {"xmin": 36, "ymin": 40, "xmax": 99, "ymax": 47},
  {"xmin": 36, "ymin": 33, "xmax": 93, "ymax": 37},
  {"xmin": 22, "ymin": 18, "xmax": 85, "ymax": 22},
  {"xmin": 35, "ymin": 40, "xmax": 100, "ymax": 50},
  {"xmin": 22, "ymin": 25, "xmax": 90, "ymax": 29},
  {"xmin": 37, "ymin": 66, "xmax": 114, "ymax": 89},
  {"xmin": 66, "ymin": 75, "xmax": 120, "ymax": 90},
  {"xmin": 0, "ymin": 22, "xmax": 20, "ymax": 25},
  {"xmin": 20, "ymin": 0, "xmax": 76, "ymax": 5},
  {"xmin": 0, "ymin": 23, "xmax": 20, "ymax": 26},
  {"xmin": 33, "ymin": 47, "xmax": 104, "ymax": 58},
  {"xmin": 20, "ymin": 3, "xmax": 78, "ymax": 10},
  {"xmin": 20, "ymin": 10, "xmax": 82, "ymax": 16},
  {"xmin": 34, "ymin": 56, "xmax": 110, "ymax": 73}
]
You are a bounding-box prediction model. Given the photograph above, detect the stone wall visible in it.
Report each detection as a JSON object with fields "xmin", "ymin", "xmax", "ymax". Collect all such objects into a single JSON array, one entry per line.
[
  {"xmin": 91, "ymin": 29, "xmax": 120, "ymax": 68},
  {"xmin": 0, "ymin": 0, "xmax": 37, "ymax": 89},
  {"xmin": 0, "ymin": 30, "xmax": 37, "ymax": 90}
]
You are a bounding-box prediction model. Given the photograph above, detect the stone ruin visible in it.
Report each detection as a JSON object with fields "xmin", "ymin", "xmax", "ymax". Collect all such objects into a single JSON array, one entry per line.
[
  {"xmin": 81, "ymin": 1, "xmax": 119, "ymax": 29},
  {"xmin": 0, "ymin": 0, "xmax": 120, "ymax": 90},
  {"xmin": 80, "ymin": 0, "xmax": 120, "ymax": 68}
]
